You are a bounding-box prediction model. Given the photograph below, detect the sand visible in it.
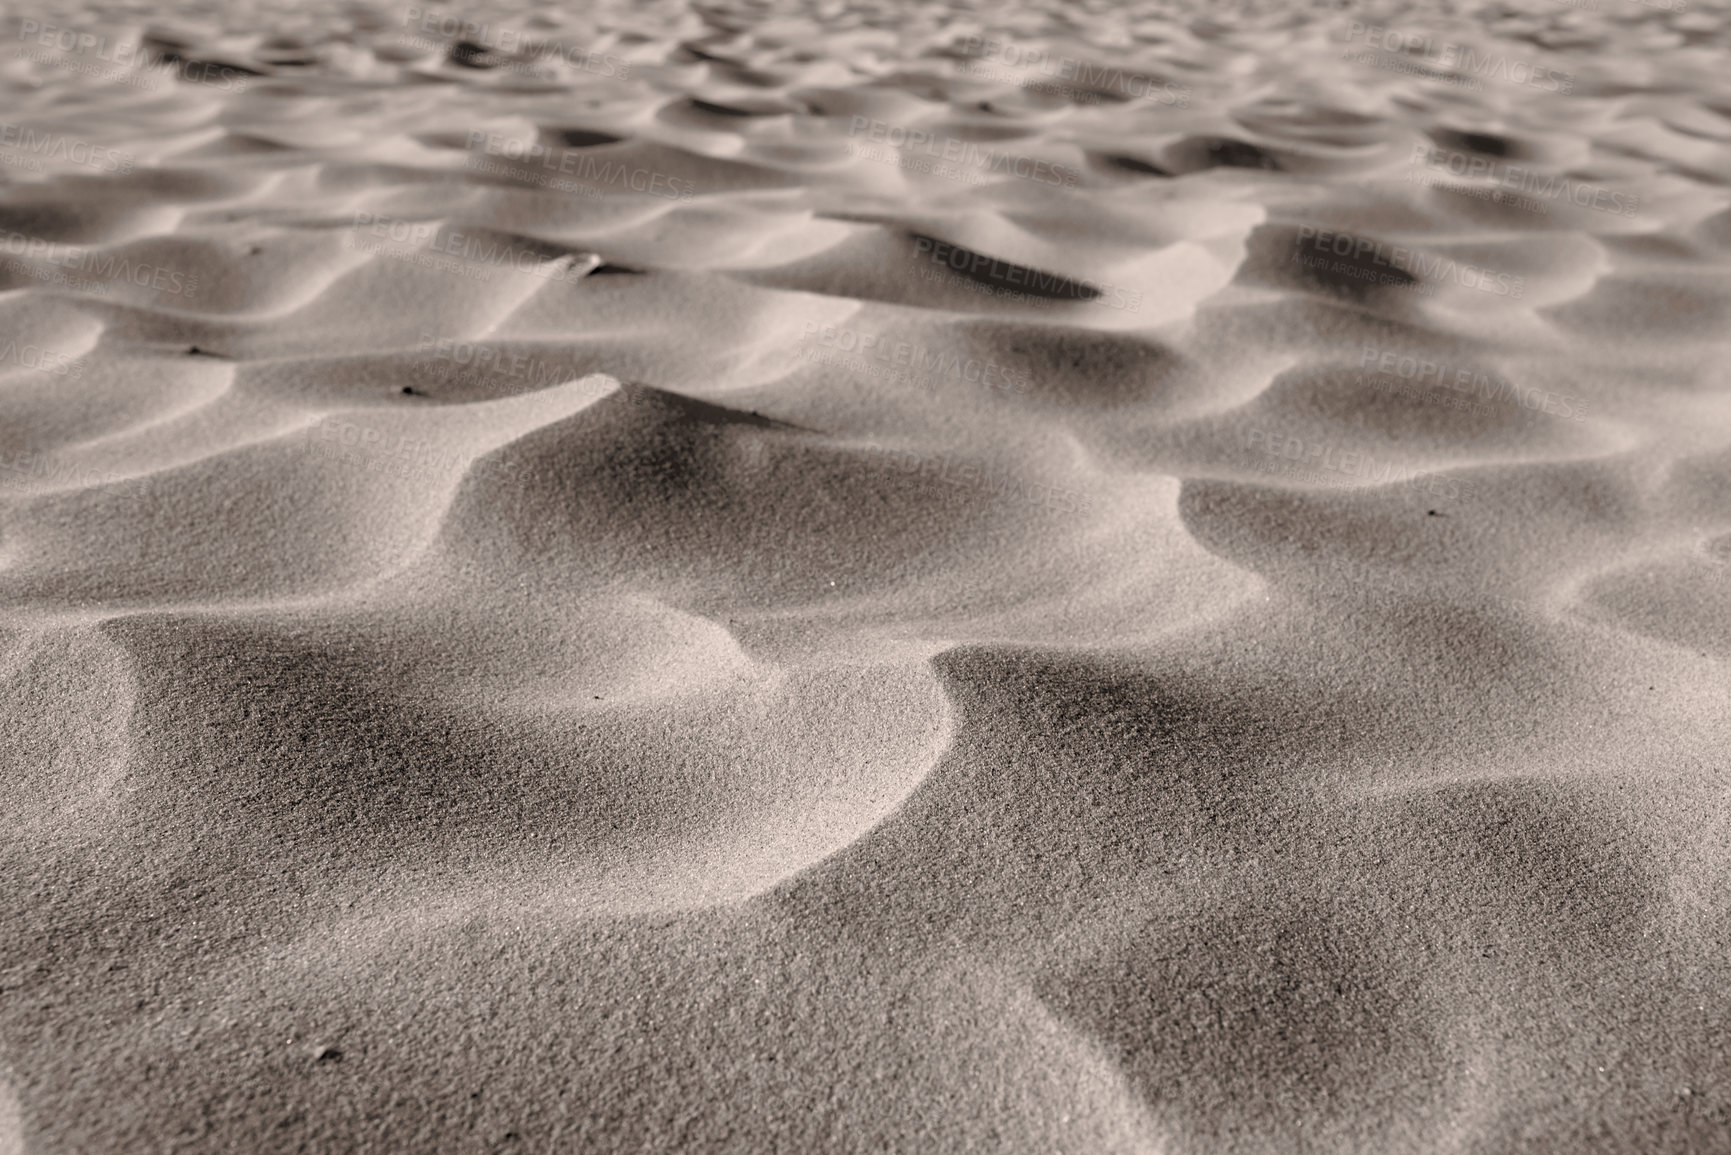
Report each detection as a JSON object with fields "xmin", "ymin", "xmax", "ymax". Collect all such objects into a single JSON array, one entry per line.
[{"xmin": 1, "ymin": 0, "xmax": 1729, "ymax": 1150}]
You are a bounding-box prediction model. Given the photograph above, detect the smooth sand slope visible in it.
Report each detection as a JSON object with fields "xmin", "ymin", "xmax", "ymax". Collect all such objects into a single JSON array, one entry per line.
[{"xmin": 2, "ymin": 0, "xmax": 1731, "ymax": 1150}]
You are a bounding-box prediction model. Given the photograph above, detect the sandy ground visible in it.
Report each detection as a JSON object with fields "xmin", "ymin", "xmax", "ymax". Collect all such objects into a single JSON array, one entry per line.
[{"xmin": 2, "ymin": 0, "xmax": 1730, "ymax": 1150}]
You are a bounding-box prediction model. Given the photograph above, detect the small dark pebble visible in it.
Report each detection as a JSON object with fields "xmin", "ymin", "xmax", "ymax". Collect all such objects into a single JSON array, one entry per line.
[
  {"xmin": 402, "ymin": 386, "xmax": 420, "ymax": 396},
  {"xmin": 312, "ymin": 1045, "xmax": 343, "ymax": 1063}
]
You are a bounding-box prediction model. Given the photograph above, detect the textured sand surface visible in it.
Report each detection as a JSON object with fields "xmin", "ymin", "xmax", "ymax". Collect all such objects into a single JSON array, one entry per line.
[{"xmin": 2, "ymin": 0, "xmax": 1730, "ymax": 1150}]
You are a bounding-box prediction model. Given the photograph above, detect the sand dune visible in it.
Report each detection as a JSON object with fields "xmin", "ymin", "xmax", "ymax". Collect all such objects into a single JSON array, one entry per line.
[{"xmin": 3, "ymin": 0, "xmax": 1731, "ymax": 1151}]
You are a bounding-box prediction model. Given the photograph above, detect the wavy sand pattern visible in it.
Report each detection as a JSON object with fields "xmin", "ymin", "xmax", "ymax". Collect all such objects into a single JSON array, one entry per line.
[{"xmin": 2, "ymin": 0, "xmax": 1730, "ymax": 1150}]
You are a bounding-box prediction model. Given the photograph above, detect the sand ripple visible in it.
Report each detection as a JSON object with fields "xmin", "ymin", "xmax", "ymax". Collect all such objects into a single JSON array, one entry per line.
[{"xmin": 3, "ymin": 0, "xmax": 1731, "ymax": 1150}]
